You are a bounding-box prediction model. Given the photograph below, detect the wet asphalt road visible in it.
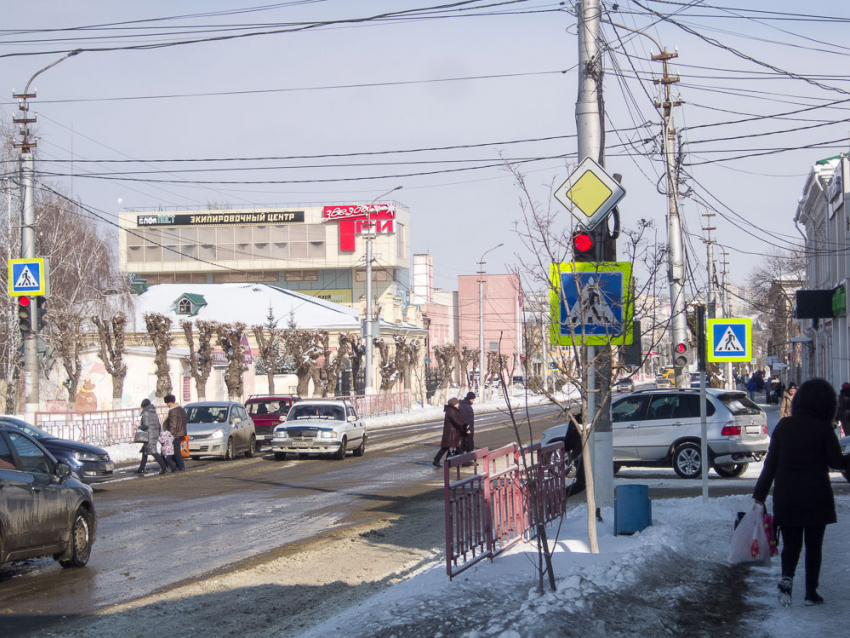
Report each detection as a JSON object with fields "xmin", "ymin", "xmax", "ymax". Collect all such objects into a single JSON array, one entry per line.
[{"xmin": 0, "ymin": 404, "xmax": 564, "ymax": 620}]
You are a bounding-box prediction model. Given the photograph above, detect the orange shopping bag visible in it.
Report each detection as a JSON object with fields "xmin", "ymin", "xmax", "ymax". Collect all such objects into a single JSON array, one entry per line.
[{"xmin": 180, "ymin": 436, "xmax": 190, "ymax": 458}]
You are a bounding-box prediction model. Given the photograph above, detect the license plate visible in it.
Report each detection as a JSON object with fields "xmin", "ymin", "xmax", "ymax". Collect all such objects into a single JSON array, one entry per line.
[
  {"xmin": 257, "ymin": 434, "xmax": 271, "ymax": 440},
  {"xmin": 746, "ymin": 426, "xmax": 761, "ymax": 435},
  {"xmin": 293, "ymin": 442, "xmax": 311, "ymax": 448},
  {"xmin": 104, "ymin": 463, "xmax": 114, "ymax": 471}
]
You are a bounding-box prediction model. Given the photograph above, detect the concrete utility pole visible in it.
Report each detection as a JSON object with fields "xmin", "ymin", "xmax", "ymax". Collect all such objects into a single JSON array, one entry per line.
[
  {"xmin": 576, "ymin": 0, "xmax": 615, "ymax": 509},
  {"xmin": 720, "ymin": 248, "xmax": 733, "ymax": 389},
  {"xmin": 703, "ymin": 212, "xmax": 717, "ymax": 319},
  {"xmin": 477, "ymin": 244, "xmax": 503, "ymax": 400},
  {"xmin": 362, "ymin": 186, "xmax": 402, "ymax": 396},
  {"xmin": 652, "ymin": 47, "xmax": 689, "ymax": 389}
]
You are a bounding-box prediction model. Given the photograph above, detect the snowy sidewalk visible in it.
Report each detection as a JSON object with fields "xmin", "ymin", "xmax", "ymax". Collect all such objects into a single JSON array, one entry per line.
[{"xmin": 299, "ymin": 489, "xmax": 850, "ymax": 638}]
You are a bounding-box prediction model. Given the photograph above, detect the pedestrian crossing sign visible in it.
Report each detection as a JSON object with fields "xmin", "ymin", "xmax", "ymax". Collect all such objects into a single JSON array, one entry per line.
[
  {"xmin": 8, "ymin": 258, "xmax": 46, "ymax": 297},
  {"xmin": 549, "ymin": 262, "xmax": 634, "ymax": 346},
  {"xmin": 707, "ymin": 318, "xmax": 752, "ymax": 362}
]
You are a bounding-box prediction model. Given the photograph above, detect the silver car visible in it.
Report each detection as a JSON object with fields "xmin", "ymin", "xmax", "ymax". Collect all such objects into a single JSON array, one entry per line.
[
  {"xmin": 186, "ymin": 402, "xmax": 257, "ymax": 460},
  {"xmin": 271, "ymin": 400, "xmax": 366, "ymax": 460},
  {"xmin": 541, "ymin": 389, "xmax": 768, "ymax": 479}
]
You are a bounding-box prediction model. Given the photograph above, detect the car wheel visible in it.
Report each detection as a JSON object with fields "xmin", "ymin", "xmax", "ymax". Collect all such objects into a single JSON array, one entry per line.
[
  {"xmin": 673, "ymin": 442, "xmax": 702, "ymax": 479},
  {"xmin": 59, "ymin": 507, "xmax": 94, "ymax": 568},
  {"xmin": 224, "ymin": 438, "xmax": 234, "ymax": 461},
  {"xmin": 333, "ymin": 437, "xmax": 347, "ymax": 460},
  {"xmin": 245, "ymin": 435, "xmax": 256, "ymax": 458},
  {"xmin": 273, "ymin": 452, "xmax": 287, "ymax": 461},
  {"xmin": 353, "ymin": 436, "xmax": 366, "ymax": 457},
  {"xmin": 714, "ymin": 463, "xmax": 749, "ymax": 478}
]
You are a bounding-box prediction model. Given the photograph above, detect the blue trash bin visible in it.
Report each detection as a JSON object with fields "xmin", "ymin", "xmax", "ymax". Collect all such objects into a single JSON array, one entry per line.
[{"xmin": 614, "ymin": 484, "xmax": 652, "ymax": 536}]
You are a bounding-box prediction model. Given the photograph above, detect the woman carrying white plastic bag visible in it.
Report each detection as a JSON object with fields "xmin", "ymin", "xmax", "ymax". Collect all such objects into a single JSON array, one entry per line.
[{"xmin": 729, "ymin": 503, "xmax": 771, "ymax": 566}]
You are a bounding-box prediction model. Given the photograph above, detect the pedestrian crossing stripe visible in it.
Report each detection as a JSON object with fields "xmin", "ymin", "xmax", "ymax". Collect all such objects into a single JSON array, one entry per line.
[
  {"xmin": 7, "ymin": 258, "xmax": 47, "ymax": 296},
  {"xmin": 707, "ymin": 318, "xmax": 752, "ymax": 363},
  {"xmin": 715, "ymin": 326, "xmax": 744, "ymax": 352}
]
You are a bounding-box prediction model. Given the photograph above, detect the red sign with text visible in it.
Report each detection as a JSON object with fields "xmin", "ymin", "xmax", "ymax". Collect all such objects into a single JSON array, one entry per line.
[{"xmin": 323, "ymin": 204, "xmax": 396, "ymax": 251}]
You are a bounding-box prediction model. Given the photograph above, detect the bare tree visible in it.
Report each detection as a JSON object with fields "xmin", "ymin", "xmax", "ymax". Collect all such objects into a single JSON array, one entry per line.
[
  {"xmin": 144, "ymin": 313, "xmax": 173, "ymax": 400},
  {"xmin": 324, "ymin": 332, "xmax": 354, "ymax": 397},
  {"xmin": 432, "ymin": 343, "xmax": 457, "ymax": 406},
  {"xmin": 54, "ymin": 310, "xmax": 83, "ymax": 410},
  {"xmin": 182, "ymin": 320, "xmax": 217, "ymax": 401},
  {"xmin": 217, "ymin": 322, "xmax": 248, "ymax": 400},
  {"xmin": 252, "ymin": 307, "xmax": 280, "ymax": 395},
  {"xmin": 393, "ymin": 334, "xmax": 421, "ymax": 404},
  {"xmin": 457, "ymin": 344, "xmax": 479, "ymax": 395},
  {"xmin": 282, "ymin": 320, "xmax": 324, "ymax": 397},
  {"xmin": 92, "ymin": 312, "xmax": 128, "ymax": 406},
  {"xmin": 373, "ymin": 338, "xmax": 399, "ymax": 392}
]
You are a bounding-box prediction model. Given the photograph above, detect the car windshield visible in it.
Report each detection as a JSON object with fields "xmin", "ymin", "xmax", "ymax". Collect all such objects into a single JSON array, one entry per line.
[
  {"xmin": 246, "ymin": 400, "xmax": 290, "ymax": 416},
  {"xmin": 288, "ymin": 405, "xmax": 345, "ymax": 421},
  {"xmin": 717, "ymin": 393, "xmax": 762, "ymax": 415},
  {"xmin": 617, "ymin": 378, "xmax": 631, "ymax": 385},
  {"xmin": 0, "ymin": 418, "xmax": 54, "ymax": 440},
  {"xmin": 186, "ymin": 406, "xmax": 230, "ymax": 423}
]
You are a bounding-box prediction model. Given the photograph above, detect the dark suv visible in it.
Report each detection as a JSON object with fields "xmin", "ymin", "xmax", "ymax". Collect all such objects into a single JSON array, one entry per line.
[{"xmin": 244, "ymin": 396, "xmax": 300, "ymax": 449}]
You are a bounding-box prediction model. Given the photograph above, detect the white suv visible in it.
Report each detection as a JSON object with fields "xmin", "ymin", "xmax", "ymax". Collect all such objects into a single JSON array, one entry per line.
[
  {"xmin": 541, "ymin": 389, "xmax": 769, "ymax": 479},
  {"xmin": 271, "ymin": 400, "xmax": 366, "ymax": 461}
]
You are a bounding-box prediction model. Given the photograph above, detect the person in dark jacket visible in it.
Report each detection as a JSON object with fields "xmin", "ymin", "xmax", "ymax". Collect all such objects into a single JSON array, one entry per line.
[
  {"xmin": 433, "ymin": 397, "xmax": 467, "ymax": 468},
  {"xmin": 458, "ymin": 392, "xmax": 476, "ymax": 453},
  {"xmin": 837, "ymin": 383, "xmax": 850, "ymax": 437},
  {"xmin": 779, "ymin": 382, "xmax": 796, "ymax": 420},
  {"xmin": 162, "ymin": 393, "xmax": 188, "ymax": 471},
  {"xmin": 134, "ymin": 399, "xmax": 171, "ymax": 475},
  {"xmin": 753, "ymin": 378, "xmax": 850, "ymax": 606}
]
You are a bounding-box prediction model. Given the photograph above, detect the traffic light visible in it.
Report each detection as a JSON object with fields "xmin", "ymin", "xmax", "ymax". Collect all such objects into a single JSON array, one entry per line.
[
  {"xmin": 36, "ymin": 296, "xmax": 48, "ymax": 331},
  {"xmin": 18, "ymin": 296, "xmax": 32, "ymax": 334},
  {"xmin": 571, "ymin": 230, "xmax": 595, "ymax": 262},
  {"xmin": 673, "ymin": 341, "xmax": 689, "ymax": 367}
]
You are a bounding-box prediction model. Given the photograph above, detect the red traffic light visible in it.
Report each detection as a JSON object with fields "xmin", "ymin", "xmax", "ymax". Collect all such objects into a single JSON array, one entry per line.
[
  {"xmin": 675, "ymin": 343, "xmax": 686, "ymax": 354},
  {"xmin": 19, "ymin": 296, "xmax": 31, "ymax": 307},
  {"xmin": 573, "ymin": 232, "xmax": 593, "ymax": 253}
]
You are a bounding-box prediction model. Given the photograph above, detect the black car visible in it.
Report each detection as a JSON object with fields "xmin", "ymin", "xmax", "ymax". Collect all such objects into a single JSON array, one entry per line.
[
  {"xmin": 0, "ymin": 417, "xmax": 114, "ymax": 484},
  {"xmin": 0, "ymin": 424, "xmax": 97, "ymax": 567}
]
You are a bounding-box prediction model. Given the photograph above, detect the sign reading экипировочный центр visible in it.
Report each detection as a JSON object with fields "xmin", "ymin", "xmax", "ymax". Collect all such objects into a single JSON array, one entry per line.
[
  {"xmin": 707, "ymin": 318, "xmax": 752, "ymax": 363},
  {"xmin": 549, "ymin": 262, "xmax": 634, "ymax": 346}
]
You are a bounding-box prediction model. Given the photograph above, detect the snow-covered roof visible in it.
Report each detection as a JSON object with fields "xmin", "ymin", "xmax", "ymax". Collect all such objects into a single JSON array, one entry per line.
[{"xmin": 124, "ymin": 283, "xmax": 421, "ymax": 333}]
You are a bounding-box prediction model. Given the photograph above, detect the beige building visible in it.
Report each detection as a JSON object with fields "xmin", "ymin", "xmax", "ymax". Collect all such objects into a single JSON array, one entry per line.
[{"xmin": 118, "ymin": 202, "xmax": 411, "ymax": 307}]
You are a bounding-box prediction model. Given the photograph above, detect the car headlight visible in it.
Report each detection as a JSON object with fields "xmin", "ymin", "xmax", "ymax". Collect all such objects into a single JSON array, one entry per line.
[
  {"xmin": 274, "ymin": 428, "xmax": 289, "ymax": 439},
  {"xmin": 73, "ymin": 451, "xmax": 100, "ymax": 462},
  {"xmin": 210, "ymin": 429, "xmax": 225, "ymax": 439},
  {"xmin": 320, "ymin": 431, "xmax": 338, "ymax": 439}
]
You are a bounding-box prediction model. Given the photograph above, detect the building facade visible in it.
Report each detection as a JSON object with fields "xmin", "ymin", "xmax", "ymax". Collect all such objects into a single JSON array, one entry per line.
[
  {"xmin": 118, "ymin": 202, "xmax": 411, "ymax": 307},
  {"xmin": 457, "ymin": 274, "xmax": 522, "ymax": 371}
]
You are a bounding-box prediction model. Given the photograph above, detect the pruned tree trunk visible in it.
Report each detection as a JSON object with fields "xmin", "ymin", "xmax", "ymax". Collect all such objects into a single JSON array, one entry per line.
[
  {"xmin": 55, "ymin": 310, "xmax": 84, "ymax": 411},
  {"xmin": 183, "ymin": 320, "xmax": 216, "ymax": 401},
  {"xmin": 144, "ymin": 313, "xmax": 173, "ymax": 400},
  {"xmin": 217, "ymin": 322, "xmax": 248, "ymax": 401},
  {"xmin": 93, "ymin": 312, "xmax": 128, "ymax": 406}
]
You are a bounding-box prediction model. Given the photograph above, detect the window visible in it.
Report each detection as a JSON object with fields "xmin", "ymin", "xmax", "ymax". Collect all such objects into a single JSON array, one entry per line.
[
  {"xmin": 683, "ymin": 395, "xmax": 716, "ymax": 418},
  {"xmin": 8, "ymin": 433, "xmax": 52, "ymax": 474},
  {"xmin": 177, "ymin": 298, "xmax": 192, "ymax": 314},
  {"xmin": 0, "ymin": 434, "xmax": 16, "ymax": 470},
  {"xmin": 612, "ymin": 396, "xmax": 646, "ymax": 422},
  {"xmin": 346, "ymin": 406, "xmax": 358, "ymax": 420},
  {"xmin": 396, "ymin": 222, "xmax": 406, "ymax": 259},
  {"xmin": 285, "ymin": 270, "xmax": 319, "ymax": 282},
  {"xmin": 355, "ymin": 269, "xmax": 388, "ymax": 282},
  {"xmin": 646, "ymin": 395, "xmax": 680, "ymax": 420}
]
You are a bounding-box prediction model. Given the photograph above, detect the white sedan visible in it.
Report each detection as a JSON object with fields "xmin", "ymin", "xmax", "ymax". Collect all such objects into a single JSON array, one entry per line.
[{"xmin": 271, "ymin": 400, "xmax": 366, "ymax": 461}]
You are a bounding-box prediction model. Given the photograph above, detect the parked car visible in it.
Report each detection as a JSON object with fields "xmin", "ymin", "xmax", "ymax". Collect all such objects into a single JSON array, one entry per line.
[
  {"xmin": 0, "ymin": 424, "xmax": 97, "ymax": 568},
  {"xmin": 271, "ymin": 400, "xmax": 366, "ymax": 461},
  {"xmin": 615, "ymin": 378, "xmax": 635, "ymax": 393},
  {"xmin": 0, "ymin": 416, "xmax": 114, "ymax": 484},
  {"xmin": 540, "ymin": 388, "xmax": 769, "ymax": 479},
  {"xmin": 185, "ymin": 401, "xmax": 256, "ymax": 460},
  {"xmin": 244, "ymin": 395, "xmax": 300, "ymax": 449},
  {"xmin": 654, "ymin": 375, "xmax": 673, "ymax": 389}
]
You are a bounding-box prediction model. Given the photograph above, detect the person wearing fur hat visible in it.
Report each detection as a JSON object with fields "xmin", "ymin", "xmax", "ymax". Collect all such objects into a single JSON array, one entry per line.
[
  {"xmin": 433, "ymin": 397, "xmax": 467, "ymax": 468},
  {"xmin": 458, "ymin": 392, "xmax": 476, "ymax": 453}
]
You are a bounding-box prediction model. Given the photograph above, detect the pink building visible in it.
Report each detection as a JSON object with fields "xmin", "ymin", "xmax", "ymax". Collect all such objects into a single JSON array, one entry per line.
[{"xmin": 457, "ymin": 274, "xmax": 522, "ymax": 373}]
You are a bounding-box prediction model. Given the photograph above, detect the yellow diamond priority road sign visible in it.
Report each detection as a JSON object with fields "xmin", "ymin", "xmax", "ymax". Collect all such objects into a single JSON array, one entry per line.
[{"xmin": 554, "ymin": 157, "xmax": 626, "ymax": 229}]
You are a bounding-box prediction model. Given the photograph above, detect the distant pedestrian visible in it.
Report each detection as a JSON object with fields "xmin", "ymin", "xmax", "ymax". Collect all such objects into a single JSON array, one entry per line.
[
  {"xmin": 158, "ymin": 429, "xmax": 178, "ymax": 472},
  {"xmin": 753, "ymin": 378, "xmax": 850, "ymax": 606},
  {"xmin": 432, "ymin": 397, "xmax": 467, "ymax": 468},
  {"xmin": 747, "ymin": 377, "xmax": 758, "ymax": 402},
  {"xmin": 162, "ymin": 393, "xmax": 188, "ymax": 471},
  {"xmin": 780, "ymin": 383, "xmax": 796, "ymax": 419},
  {"xmin": 133, "ymin": 399, "xmax": 171, "ymax": 475},
  {"xmin": 458, "ymin": 392, "xmax": 476, "ymax": 453}
]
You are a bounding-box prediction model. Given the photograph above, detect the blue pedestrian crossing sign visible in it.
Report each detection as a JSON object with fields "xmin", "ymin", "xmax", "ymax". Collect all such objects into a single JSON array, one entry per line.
[
  {"xmin": 707, "ymin": 318, "xmax": 752, "ymax": 363},
  {"xmin": 8, "ymin": 258, "xmax": 46, "ymax": 297},
  {"xmin": 549, "ymin": 262, "xmax": 634, "ymax": 346}
]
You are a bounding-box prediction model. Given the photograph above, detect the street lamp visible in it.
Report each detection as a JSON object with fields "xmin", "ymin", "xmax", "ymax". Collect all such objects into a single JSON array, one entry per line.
[
  {"xmin": 363, "ymin": 185, "xmax": 402, "ymax": 395},
  {"xmin": 13, "ymin": 49, "xmax": 82, "ymax": 417},
  {"xmin": 477, "ymin": 243, "xmax": 503, "ymax": 399}
]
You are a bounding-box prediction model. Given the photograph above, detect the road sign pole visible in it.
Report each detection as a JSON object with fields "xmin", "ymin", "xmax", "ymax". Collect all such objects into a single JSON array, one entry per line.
[
  {"xmin": 697, "ymin": 305, "xmax": 708, "ymax": 502},
  {"xmin": 21, "ymin": 153, "xmax": 39, "ymax": 416}
]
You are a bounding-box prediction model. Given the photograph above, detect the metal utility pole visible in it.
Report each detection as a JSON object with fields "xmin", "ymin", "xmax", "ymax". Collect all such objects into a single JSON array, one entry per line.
[
  {"xmin": 702, "ymin": 212, "xmax": 717, "ymax": 319},
  {"xmin": 576, "ymin": 0, "xmax": 615, "ymax": 509},
  {"xmin": 362, "ymin": 186, "xmax": 402, "ymax": 396},
  {"xmin": 477, "ymin": 244, "xmax": 503, "ymax": 400},
  {"xmin": 652, "ymin": 47, "xmax": 689, "ymax": 389},
  {"xmin": 720, "ymin": 248, "xmax": 733, "ymax": 389}
]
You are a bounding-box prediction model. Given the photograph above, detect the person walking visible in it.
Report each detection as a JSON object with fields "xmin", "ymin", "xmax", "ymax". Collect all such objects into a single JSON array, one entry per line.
[
  {"xmin": 162, "ymin": 393, "xmax": 188, "ymax": 471},
  {"xmin": 458, "ymin": 392, "xmax": 476, "ymax": 453},
  {"xmin": 432, "ymin": 397, "xmax": 466, "ymax": 468},
  {"xmin": 779, "ymin": 382, "xmax": 796, "ymax": 419},
  {"xmin": 747, "ymin": 376, "xmax": 757, "ymax": 402},
  {"xmin": 837, "ymin": 382, "xmax": 850, "ymax": 438},
  {"xmin": 753, "ymin": 378, "xmax": 850, "ymax": 606},
  {"xmin": 133, "ymin": 399, "xmax": 171, "ymax": 475}
]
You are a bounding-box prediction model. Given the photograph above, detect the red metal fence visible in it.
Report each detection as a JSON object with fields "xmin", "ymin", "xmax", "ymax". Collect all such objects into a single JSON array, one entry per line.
[
  {"xmin": 333, "ymin": 392, "xmax": 410, "ymax": 418},
  {"xmin": 35, "ymin": 406, "xmax": 169, "ymax": 447},
  {"xmin": 443, "ymin": 441, "xmax": 567, "ymax": 579}
]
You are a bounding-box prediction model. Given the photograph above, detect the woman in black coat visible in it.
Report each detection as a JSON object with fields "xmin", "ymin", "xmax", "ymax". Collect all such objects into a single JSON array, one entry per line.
[
  {"xmin": 432, "ymin": 397, "xmax": 467, "ymax": 468},
  {"xmin": 753, "ymin": 378, "xmax": 850, "ymax": 606}
]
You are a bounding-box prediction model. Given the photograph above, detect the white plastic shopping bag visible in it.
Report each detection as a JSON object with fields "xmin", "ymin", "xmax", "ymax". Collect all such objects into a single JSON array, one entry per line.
[{"xmin": 729, "ymin": 503, "xmax": 771, "ymax": 566}]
